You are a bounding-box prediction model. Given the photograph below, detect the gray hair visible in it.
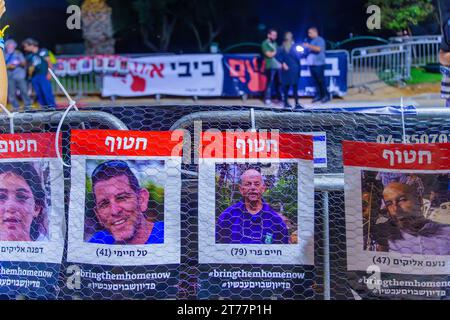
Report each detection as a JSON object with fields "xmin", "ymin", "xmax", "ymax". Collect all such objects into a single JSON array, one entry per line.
[{"xmin": 5, "ymin": 39, "xmax": 17, "ymax": 49}]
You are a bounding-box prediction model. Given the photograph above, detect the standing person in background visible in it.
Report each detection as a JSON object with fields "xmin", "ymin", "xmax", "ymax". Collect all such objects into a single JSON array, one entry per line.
[
  {"xmin": 440, "ymin": 0, "xmax": 450, "ymax": 107},
  {"xmin": 261, "ymin": 28, "xmax": 283, "ymax": 106},
  {"xmin": 303, "ymin": 27, "xmax": 331, "ymax": 104},
  {"xmin": 0, "ymin": 0, "xmax": 8, "ymax": 108},
  {"xmin": 22, "ymin": 38, "xmax": 56, "ymax": 110},
  {"xmin": 38, "ymin": 46, "xmax": 56, "ymax": 81},
  {"xmin": 5, "ymin": 40, "xmax": 32, "ymax": 111},
  {"xmin": 277, "ymin": 31, "xmax": 303, "ymax": 109},
  {"xmin": 442, "ymin": 51, "xmax": 450, "ymax": 108}
]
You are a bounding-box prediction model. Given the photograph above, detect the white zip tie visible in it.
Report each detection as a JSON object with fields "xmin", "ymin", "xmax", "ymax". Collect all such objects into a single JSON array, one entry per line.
[
  {"xmin": 48, "ymin": 68, "xmax": 76, "ymax": 107},
  {"xmin": 250, "ymin": 108, "xmax": 256, "ymax": 132},
  {"xmin": 49, "ymin": 68, "xmax": 85, "ymax": 168},
  {"xmin": 0, "ymin": 103, "xmax": 15, "ymax": 134},
  {"xmin": 55, "ymin": 100, "xmax": 76, "ymax": 167},
  {"xmin": 400, "ymin": 97, "xmax": 407, "ymax": 144}
]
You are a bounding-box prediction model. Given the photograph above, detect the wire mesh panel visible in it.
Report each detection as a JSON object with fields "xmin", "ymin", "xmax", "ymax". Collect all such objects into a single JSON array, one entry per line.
[
  {"xmin": 327, "ymin": 110, "xmax": 450, "ymax": 300},
  {"xmin": 196, "ymin": 133, "xmax": 315, "ymax": 300},
  {"xmin": 0, "ymin": 133, "xmax": 64, "ymax": 300},
  {"xmin": 60, "ymin": 130, "xmax": 183, "ymax": 300},
  {"xmin": 0, "ymin": 105, "xmax": 449, "ymax": 300},
  {"xmin": 342, "ymin": 141, "xmax": 450, "ymax": 300}
]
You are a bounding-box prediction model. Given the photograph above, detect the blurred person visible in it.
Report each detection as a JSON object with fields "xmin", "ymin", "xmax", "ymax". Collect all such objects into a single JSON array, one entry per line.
[
  {"xmin": 373, "ymin": 182, "xmax": 450, "ymax": 255},
  {"xmin": 38, "ymin": 46, "xmax": 56, "ymax": 81},
  {"xmin": 303, "ymin": 27, "xmax": 330, "ymax": 103},
  {"xmin": 0, "ymin": 163, "xmax": 48, "ymax": 242},
  {"xmin": 0, "ymin": 0, "xmax": 7, "ymax": 107},
  {"xmin": 440, "ymin": 0, "xmax": 450, "ymax": 107},
  {"xmin": 440, "ymin": 51, "xmax": 450, "ymax": 108},
  {"xmin": 89, "ymin": 160, "xmax": 164, "ymax": 245},
  {"xmin": 216, "ymin": 169, "xmax": 289, "ymax": 244},
  {"xmin": 22, "ymin": 38, "xmax": 56, "ymax": 109},
  {"xmin": 261, "ymin": 28, "xmax": 283, "ymax": 105},
  {"xmin": 277, "ymin": 31, "xmax": 303, "ymax": 109},
  {"xmin": 5, "ymin": 39, "xmax": 32, "ymax": 111}
]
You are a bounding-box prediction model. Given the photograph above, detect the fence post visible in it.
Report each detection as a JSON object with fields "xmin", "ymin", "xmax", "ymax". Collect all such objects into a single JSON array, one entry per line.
[
  {"xmin": 405, "ymin": 44, "xmax": 412, "ymax": 81},
  {"xmin": 322, "ymin": 191, "xmax": 331, "ymax": 300}
]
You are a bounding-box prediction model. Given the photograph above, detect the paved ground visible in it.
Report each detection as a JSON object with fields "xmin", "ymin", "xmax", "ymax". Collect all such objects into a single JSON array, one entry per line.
[
  {"xmin": 74, "ymin": 82, "xmax": 445, "ymax": 109},
  {"xmin": 7, "ymin": 82, "xmax": 447, "ymax": 111}
]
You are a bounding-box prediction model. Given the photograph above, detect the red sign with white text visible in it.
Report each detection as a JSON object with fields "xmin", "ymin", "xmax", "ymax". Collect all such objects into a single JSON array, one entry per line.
[
  {"xmin": 71, "ymin": 130, "xmax": 184, "ymax": 157},
  {"xmin": 343, "ymin": 141, "xmax": 450, "ymax": 170},
  {"xmin": 200, "ymin": 132, "xmax": 313, "ymax": 160},
  {"xmin": 0, "ymin": 132, "xmax": 61, "ymax": 159}
]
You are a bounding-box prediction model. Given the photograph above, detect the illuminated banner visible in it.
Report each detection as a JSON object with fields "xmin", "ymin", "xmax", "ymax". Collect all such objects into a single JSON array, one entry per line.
[
  {"xmin": 0, "ymin": 133, "xmax": 64, "ymax": 299},
  {"xmin": 222, "ymin": 51, "xmax": 348, "ymax": 97},
  {"xmin": 102, "ymin": 54, "xmax": 224, "ymax": 97},
  {"xmin": 343, "ymin": 141, "xmax": 450, "ymax": 299},
  {"xmin": 197, "ymin": 131, "xmax": 316, "ymax": 299},
  {"xmin": 66, "ymin": 130, "xmax": 183, "ymax": 299}
]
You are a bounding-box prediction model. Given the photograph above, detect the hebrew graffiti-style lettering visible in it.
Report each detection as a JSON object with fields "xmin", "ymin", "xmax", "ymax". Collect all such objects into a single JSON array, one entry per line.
[{"xmin": 150, "ymin": 63, "xmax": 164, "ymax": 78}]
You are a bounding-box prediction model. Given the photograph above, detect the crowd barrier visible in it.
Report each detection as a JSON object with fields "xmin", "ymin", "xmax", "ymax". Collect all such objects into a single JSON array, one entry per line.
[
  {"xmin": 350, "ymin": 44, "xmax": 411, "ymax": 91},
  {"xmin": 389, "ymin": 35, "xmax": 442, "ymax": 67},
  {"xmin": 49, "ymin": 35, "xmax": 441, "ymax": 99},
  {"xmin": 0, "ymin": 105, "xmax": 450, "ymax": 300},
  {"xmin": 51, "ymin": 52, "xmax": 349, "ymax": 100},
  {"xmin": 350, "ymin": 35, "xmax": 442, "ymax": 92}
]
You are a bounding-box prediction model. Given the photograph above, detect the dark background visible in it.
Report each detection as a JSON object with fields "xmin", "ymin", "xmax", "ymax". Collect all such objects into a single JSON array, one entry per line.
[{"xmin": 1, "ymin": 0, "xmax": 442, "ymax": 54}]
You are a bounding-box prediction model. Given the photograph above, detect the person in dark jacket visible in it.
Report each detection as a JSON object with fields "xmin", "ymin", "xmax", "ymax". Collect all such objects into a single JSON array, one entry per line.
[
  {"xmin": 277, "ymin": 32, "xmax": 303, "ymax": 109},
  {"xmin": 439, "ymin": 0, "xmax": 450, "ymax": 107}
]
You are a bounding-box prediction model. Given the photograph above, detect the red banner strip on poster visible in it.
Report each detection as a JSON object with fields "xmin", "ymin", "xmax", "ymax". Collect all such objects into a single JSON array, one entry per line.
[
  {"xmin": 200, "ymin": 132, "xmax": 313, "ymax": 160},
  {"xmin": 71, "ymin": 130, "xmax": 184, "ymax": 157},
  {"xmin": 0, "ymin": 132, "xmax": 61, "ymax": 159},
  {"xmin": 343, "ymin": 141, "xmax": 450, "ymax": 170}
]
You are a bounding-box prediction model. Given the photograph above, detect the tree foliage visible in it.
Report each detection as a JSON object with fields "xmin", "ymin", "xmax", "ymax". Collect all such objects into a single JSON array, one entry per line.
[
  {"xmin": 367, "ymin": 0, "xmax": 435, "ymax": 32},
  {"xmin": 67, "ymin": 0, "xmax": 255, "ymax": 52}
]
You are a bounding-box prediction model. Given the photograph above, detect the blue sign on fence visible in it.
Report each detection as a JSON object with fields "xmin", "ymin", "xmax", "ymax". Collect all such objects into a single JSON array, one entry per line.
[{"xmin": 222, "ymin": 51, "xmax": 348, "ymax": 97}]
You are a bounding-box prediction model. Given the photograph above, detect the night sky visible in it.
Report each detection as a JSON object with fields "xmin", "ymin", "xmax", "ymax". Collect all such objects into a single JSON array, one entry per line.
[{"xmin": 0, "ymin": 0, "xmax": 441, "ymax": 54}]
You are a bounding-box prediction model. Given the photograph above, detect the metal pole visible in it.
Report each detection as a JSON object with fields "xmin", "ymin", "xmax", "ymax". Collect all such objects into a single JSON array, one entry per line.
[
  {"xmin": 169, "ymin": 110, "xmax": 376, "ymax": 131},
  {"xmin": 169, "ymin": 107, "xmax": 450, "ymax": 132},
  {"xmin": 323, "ymin": 191, "xmax": 331, "ymax": 300},
  {"xmin": 0, "ymin": 111, "xmax": 128, "ymax": 131}
]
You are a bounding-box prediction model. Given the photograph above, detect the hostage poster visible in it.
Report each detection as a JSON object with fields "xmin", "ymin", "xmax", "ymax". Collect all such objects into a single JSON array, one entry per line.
[
  {"xmin": 197, "ymin": 131, "xmax": 316, "ymax": 299},
  {"xmin": 343, "ymin": 141, "xmax": 450, "ymax": 299},
  {"xmin": 0, "ymin": 133, "xmax": 65, "ymax": 299},
  {"xmin": 65, "ymin": 129, "xmax": 183, "ymax": 299}
]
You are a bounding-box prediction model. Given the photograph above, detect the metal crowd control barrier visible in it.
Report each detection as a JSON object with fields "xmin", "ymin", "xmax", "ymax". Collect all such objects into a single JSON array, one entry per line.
[
  {"xmin": 0, "ymin": 110, "xmax": 128, "ymax": 132},
  {"xmin": 51, "ymin": 34, "xmax": 441, "ymax": 98},
  {"xmin": 350, "ymin": 44, "xmax": 412, "ymax": 92},
  {"xmin": 0, "ymin": 110, "xmax": 128, "ymax": 300},
  {"xmin": 389, "ymin": 35, "xmax": 442, "ymax": 67},
  {"xmin": 1, "ymin": 105, "xmax": 450, "ymax": 300},
  {"xmin": 167, "ymin": 106, "xmax": 450, "ymax": 300}
]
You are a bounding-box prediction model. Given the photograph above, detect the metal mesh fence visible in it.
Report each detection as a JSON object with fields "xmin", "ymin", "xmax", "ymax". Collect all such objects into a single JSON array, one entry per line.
[{"xmin": 0, "ymin": 105, "xmax": 449, "ymax": 300}]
